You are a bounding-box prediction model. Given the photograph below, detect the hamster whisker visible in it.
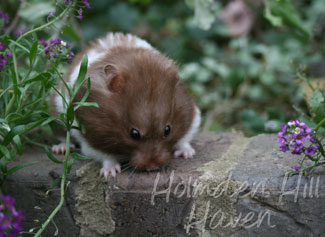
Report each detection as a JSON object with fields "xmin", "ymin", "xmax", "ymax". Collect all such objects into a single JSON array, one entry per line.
[
  {"xmin": 121, "ymin": 164, "xmax": 132, "ymax": 173},
  {"xmin": 128, "ymin": 166, "xmax": 137, "ymax": 179}
]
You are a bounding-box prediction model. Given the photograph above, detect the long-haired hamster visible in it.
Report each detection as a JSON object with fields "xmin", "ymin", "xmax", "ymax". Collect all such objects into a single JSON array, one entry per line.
[{"xmin": 51, "ymin": 32, "xmax": 201, "ymax": 178}]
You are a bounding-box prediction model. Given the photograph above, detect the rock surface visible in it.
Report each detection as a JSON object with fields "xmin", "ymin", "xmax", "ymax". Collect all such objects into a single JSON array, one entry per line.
[{"xmin": 2, "ymin": 132, "xmax": 325, "ymax": 236}]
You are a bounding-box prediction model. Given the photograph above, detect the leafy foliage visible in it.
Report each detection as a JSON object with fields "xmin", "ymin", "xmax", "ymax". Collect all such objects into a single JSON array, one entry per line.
[{"xmin": 75, "ymin": 0, "xmax": 325, "ymax": 135}]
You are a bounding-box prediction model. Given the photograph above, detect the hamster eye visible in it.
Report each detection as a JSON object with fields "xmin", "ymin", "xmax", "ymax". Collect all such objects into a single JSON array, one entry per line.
[
  {"xmin": 130, "ymin": 128, "xmax": 141, "ymax": 140},
  {"xmin": 164, "ymin": 125, "xmax": 171, "ymax": 137}
]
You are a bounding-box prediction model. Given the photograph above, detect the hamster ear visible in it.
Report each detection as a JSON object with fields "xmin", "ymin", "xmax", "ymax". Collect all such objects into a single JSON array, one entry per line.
[{"xmin": 104, "ymin": 65, "xmax": 125, "ymax": 93}]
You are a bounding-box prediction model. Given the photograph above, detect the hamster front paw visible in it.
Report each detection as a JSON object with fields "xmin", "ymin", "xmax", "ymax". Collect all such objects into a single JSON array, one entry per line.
[
  {"xmin": 52, "ymin": 143, "xmax": 76, "ymax": 154},
  {"xmin": 174, "ymin": 143, "xmax": 195, "ymax": 159},
  {"xmin": 100, "ymin": 159, "xmax": 121, "ymax": 179}
]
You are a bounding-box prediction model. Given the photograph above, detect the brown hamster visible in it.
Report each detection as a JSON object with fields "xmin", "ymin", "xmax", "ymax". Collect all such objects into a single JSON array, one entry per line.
[{"xmin": 52, "ymin": 33, "xmax": 201, "ymax": 178}]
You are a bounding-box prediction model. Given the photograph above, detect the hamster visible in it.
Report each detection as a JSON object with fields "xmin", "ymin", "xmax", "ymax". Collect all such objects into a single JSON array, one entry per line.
[{"xmin": 51, "ymin": 32, "xmax": 201, "ymax": 178}]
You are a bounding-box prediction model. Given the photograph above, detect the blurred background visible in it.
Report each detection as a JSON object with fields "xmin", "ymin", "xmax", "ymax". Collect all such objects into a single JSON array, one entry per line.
[{"xmin": 2, "ymin": 0, "xmax": 325, "ymax": 136}]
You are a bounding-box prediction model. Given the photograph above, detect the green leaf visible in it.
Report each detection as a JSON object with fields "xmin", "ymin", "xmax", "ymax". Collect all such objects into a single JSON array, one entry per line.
[
  {"xmin": 6, "ymin": 161, "xmax": 38, "ymax": 176},
  {"xmin": 13, "ymin": 135, "xmax": 22, "ymax": 155},
  {"xmin": 0, "ymin": 145, "xmax": 10, "ymax": 159},
  {"xmin": 22, "ymin": 72, "xmax": 51, "ymax": 85},
  {"xmin": 20, "ymin": 119, "xmax": 48, "ymax": 136},
  {"xmin": 188, "ymin": 0, "xmax": 220, "ymax": 30},
  {"xmin": 51, "ymin": 177, "xmax": 61, "ymax": 188},
  {"xmin": 73, "ymin": 55, "xmax": 88, "ymax": 97},
  {"xmin": 45, "ymin": 147, "xmax": 63, "ymax": 164},
  {"xmin": 66, "ymin": 104, "xmax": 75, "ymax": 125},
  {"xmin": 9, "ymin": 39, "xmax": 30, "ymax": 53},
  {"xmin": 264, "ymin": 0, "xmax": 311, "ymax": 39},
  {"xmin": 29, "ymin": 41, "xmax": 38, "ymax": 65},
  {"xmin": 41, "ymin": 117, "xmax": 58, "ymax": 126},
  {"xmin": 309, "ymin": 90, "xmax": 324, "ymax": 106},
  {"xmin": 2, "ymin": 125, "xmax": 27, "ymax": 147},
  {"xmin": 74, "ymin": 102, "xmax": 99, "ymax": 110},
  {"xmin": 80, "ymin": 78, "xmax": 91, "ymax": 103},
  {"xmin": 0, "ymin": 121, "xmax": 10, "ymax": 132},
  {"xmin": 9, "ymin": 148, "xmax": 16, "ymax": 161},
  {"xmin": 24, "ymin": 98, "xmax": 43, "ymax": 109},
  {"xmin": 10, "ymin": 66, "xmax": 20, "ymax": 97},
  {"xmin": 264, "ymin": 1, "xmax": 283, "ymax": 26},
  {"xmin": 67, "ymin": 158, "xmax": 74, "ymax": 174},
  {"xmin": 71, "ymin": 152, "xmax": 90, "ymax": 161}
]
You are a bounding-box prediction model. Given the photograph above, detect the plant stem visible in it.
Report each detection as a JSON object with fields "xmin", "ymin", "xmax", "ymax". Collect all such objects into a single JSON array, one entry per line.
[
  {"xmin": 34, "ymin": 130, "xmax": 71, "ymax": 237},
  {"xmin": 16, "ymin": 5, "xmax": 73, "ymax": 44},
  {"xmin": 297, "ymin": 72, "xmax": 315, "ymax": 91},
  {"xmin": 4, "ymin": 94, "xmax": 16, "ymax": 118},
  {"xmin": 315, "ymin": 118, "xmax": 325, "ymax": 132}
]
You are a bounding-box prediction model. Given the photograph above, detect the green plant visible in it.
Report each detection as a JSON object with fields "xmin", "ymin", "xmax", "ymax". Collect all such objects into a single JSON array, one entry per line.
[
  {"xmin": 0, "ymin": 0, "xmax": 94, "ymax": 235},
  {"xmin": 277, "ymin": 76, "xmax": 325, "ymax": 176}
]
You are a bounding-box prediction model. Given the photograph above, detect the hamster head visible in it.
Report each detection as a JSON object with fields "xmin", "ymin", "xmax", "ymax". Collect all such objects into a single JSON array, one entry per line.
[{"xmin": 74, "ymin": 47, "xmax": 195, "ymax": 171}]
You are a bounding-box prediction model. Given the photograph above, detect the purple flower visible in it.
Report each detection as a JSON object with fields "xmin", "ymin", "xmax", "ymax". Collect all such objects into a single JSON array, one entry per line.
[
  {"xmin": 77, "ymin": 8, "xmax": 83, "ymax": 20},
  {"xmin": 280, "ymin": 144, "xmax": 290, "ymax": 152},
  {"xmin": 277, "ymin": 119, "xmax": 319, "ymax": 156},
  {"xmin": 50, "ymin": 38, "xmax": 61, "ymax": 45},
  {"xmin": 293, "ymin": 166, "xmax": 300, "ymax": 172},
  {"xmin": 83, "ymin": 0, "xmax": 91, "ymax": 8},
  {"xmin": 304, "ymin": 145, "xmax": 317, "ymax": 156},
  {"xmin": 0, "ymin": 195, "xmax": 24, "ymax": 236},
  {"xmin": 39, "ymin": 38, "xmax": 74, "ymax": 64},
  {"xmin": 0, "ymin": 212, "xmax": 11, "ymax": 230},
  {"xmin": 1, "ymin": 195, "xmax": 15, "ymax": 210},
  {"xmin": 67, "ymin": 51, "xmax": 74, "ymax": 64},
  {"xmin": 6, "ymin": 52, "xmax": 12, "ymax": 59},
  {"xmin": 48, "ymin": 11, "xmax": 56, "ymax": 16},
  {"xmin": 0, "ymin": 42, "xmax": 12, "ymax": 73},
  {"xmin": 0, "ymin": 11, "xmax": 9, "ymax": 26},
  {"xmin": 64, "ymin": 0, "xmax": 72, "ymax": 5},
  {"xmin": 39, "ymin": 38, "xmax": 48, "ymax": 47},
  {"xmin": 0, "ymin": 42, "xmax": 5, "ymax": 50}
]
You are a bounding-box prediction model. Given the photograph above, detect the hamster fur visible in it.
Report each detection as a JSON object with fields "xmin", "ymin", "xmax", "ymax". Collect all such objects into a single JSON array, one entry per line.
[{"xmin": 52, "ymin": 32, "xmax": 201, "ymax": 178}]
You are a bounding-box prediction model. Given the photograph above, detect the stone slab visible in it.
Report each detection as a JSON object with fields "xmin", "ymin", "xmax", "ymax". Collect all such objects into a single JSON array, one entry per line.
[{"xmin": 2, "ymin": 132, "xmax": 325, "ymax": 237}]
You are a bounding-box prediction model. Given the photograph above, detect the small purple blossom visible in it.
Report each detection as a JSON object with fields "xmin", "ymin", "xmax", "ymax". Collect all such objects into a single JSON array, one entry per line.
[
  {"xmin": 0, "ymin": 41, "xmax": 12, "ymax": 72},
  {"xmin": 277, "ymin": 119, "xmax": 319, "ymax": 156},
  {"xmin": 64, "ymin": 0, "xmax": 72, "ymax": 5},
  {"xmin": 0, "ymin": 11, "xmax": 9, "ymax": 26},
  {"xmin": 77, "ymin": 8, "xmax": 83, "ymax": 20},
  {"xmin": 48, "ymin": 11, "xmax": 56, "ymax": 16},
  {"xmin": 293, "ymin": 166, "xmax": 300, "ymax": 172},
  {"xmin": 39, "ymin": 38, "xmax": 48, "ymax": 47},
  {"xmin": 83, "ymin": 0, "xmax": 91, "ymax": 9},
  {"xmin": 39, "ymin": 38, "xmax": 74, "ymax": 64},
  {"xmin": 304, "ymin": 145, "xmax": 318, "ymax": 156},
  {"xmin": 0, "ymin": 195, "xmax": 24, "ymax": 236},
  {"xmin": 0, "ymin": 42, "xmax": 5, "ymax": 50},
  {"xmin": 67, "ymin": 51, "xmax": 74, "ymax": 64}
]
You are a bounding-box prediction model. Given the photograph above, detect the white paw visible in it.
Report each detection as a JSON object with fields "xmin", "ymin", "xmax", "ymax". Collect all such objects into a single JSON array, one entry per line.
[
  {"xmin": 52, "ymin": 143, "xmax": 75, "ymax": 154},
  {"xmin": 100, "ymin": 160, "xmax": 121, "ymax": 179},
  {"xmin": 174, "ymin": 143, "xmax": 195, "ymax": 159}
]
